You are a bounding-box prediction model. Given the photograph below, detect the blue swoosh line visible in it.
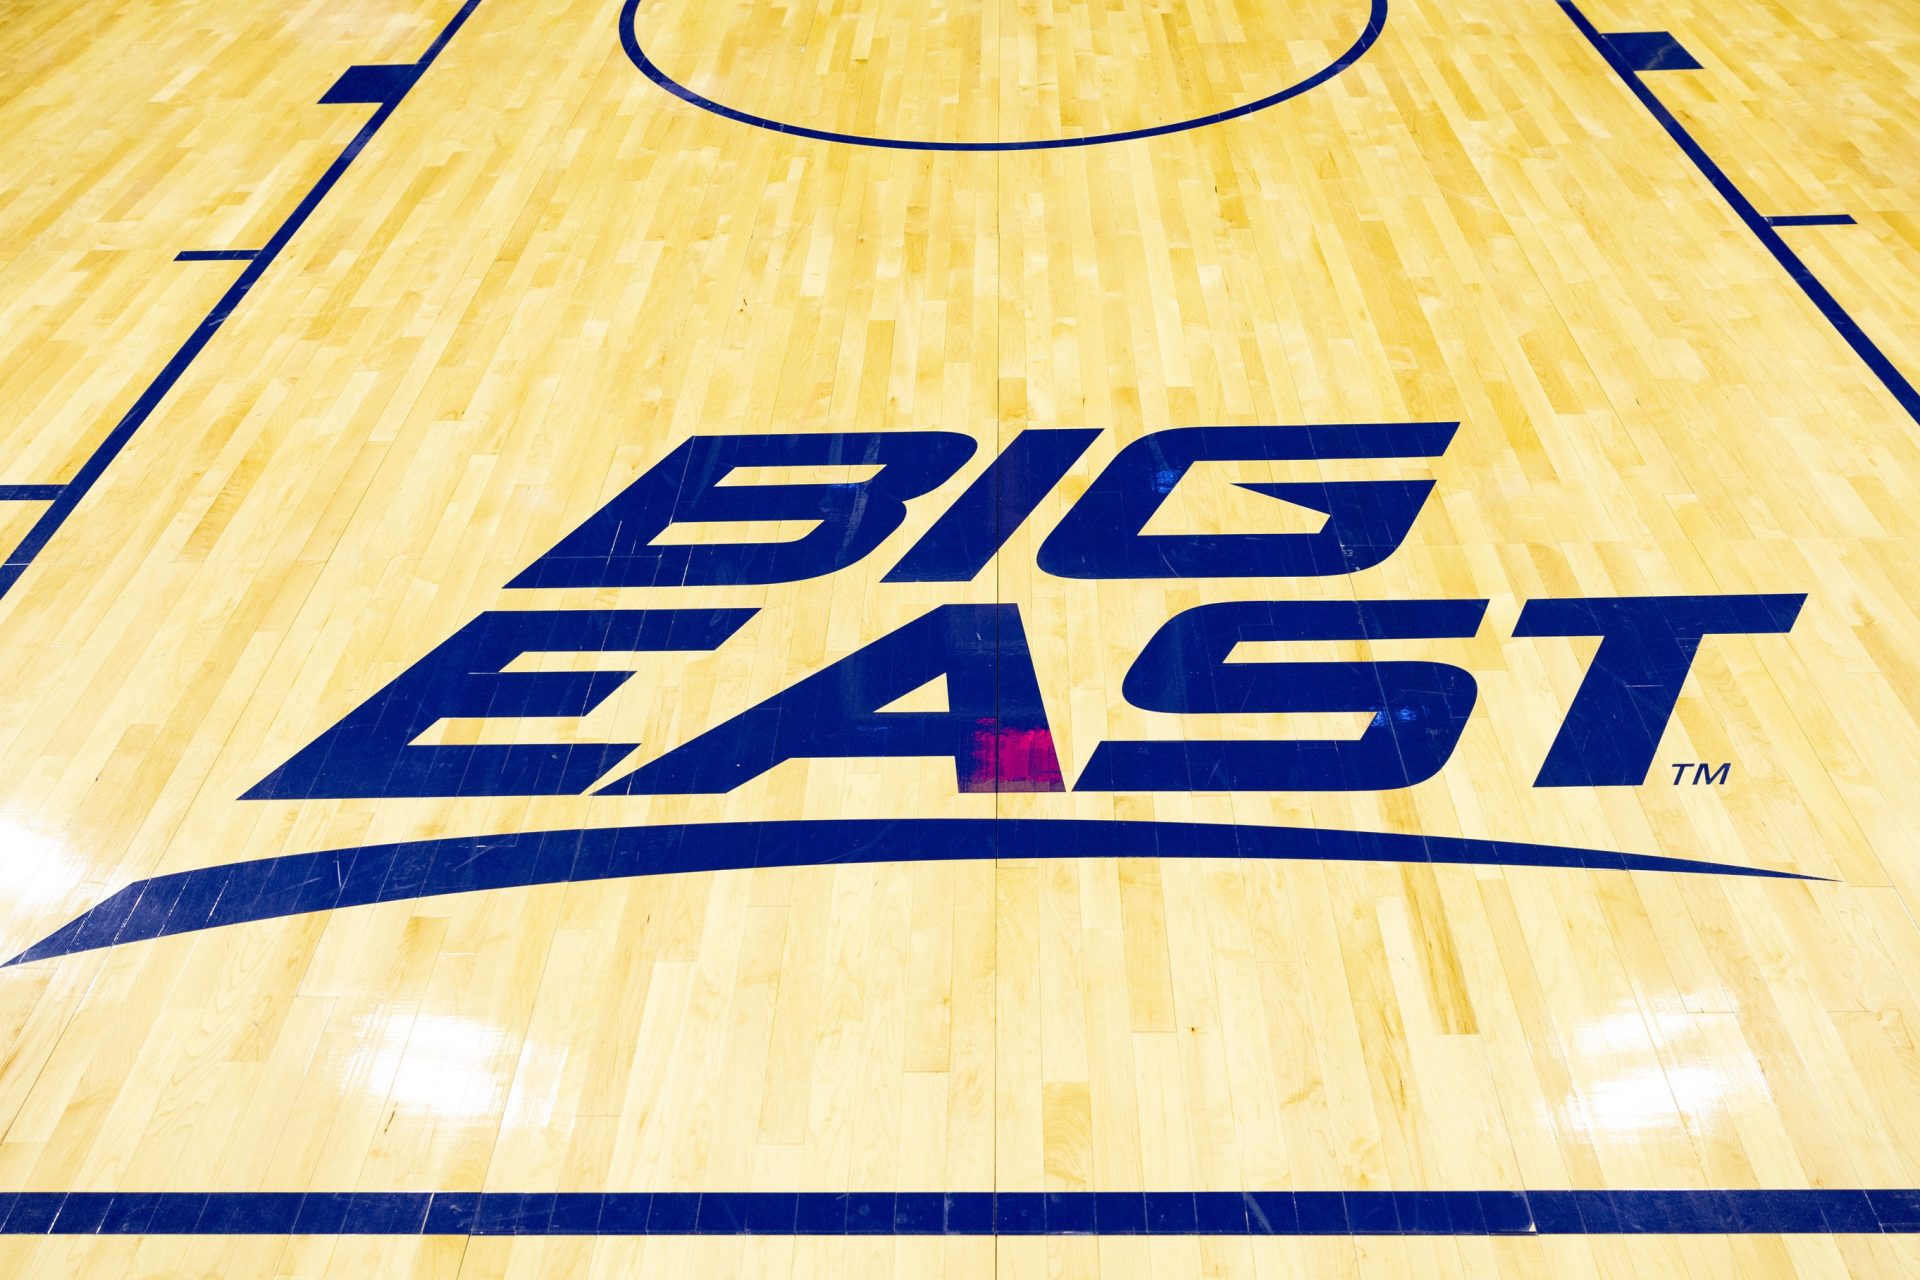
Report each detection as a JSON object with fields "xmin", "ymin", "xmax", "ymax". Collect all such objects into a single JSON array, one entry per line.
[
  {"xmin": 7, "ymin": 817, "xmax": 1816, "ymax": 965},
  {"xmin": 618, "ymin": 0, "xmax": 1388, "ymax": 151}
]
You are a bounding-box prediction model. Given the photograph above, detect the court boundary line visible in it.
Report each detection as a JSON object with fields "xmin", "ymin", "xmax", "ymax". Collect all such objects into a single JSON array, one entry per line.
[
  {"xmin": 0, "ymin": 0, "xmax": 489, "ymax": 601},
  {"xmin": 172, "ymin": 248, "xmax": 262, "ymax": 262},
  {"xmin": 1555, "ymin": 2, "xmax": 1920, "ymax": 427},
  {"xmin": 0, "ymin": 1188, "xmax": 1916, "ymax": 1236}
]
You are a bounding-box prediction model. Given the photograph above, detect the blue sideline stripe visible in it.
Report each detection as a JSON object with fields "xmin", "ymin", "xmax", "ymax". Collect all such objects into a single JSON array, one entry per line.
[
  {"xmin": 0, "ymin": 0, "xmax": 487, "ymax": 589},
  {"xmin": 1767, "ymin": 213, "xmax": 1858, "ymax": 227},
  {"xmin": 8, "ymin": 818, "xmax": 1813, "ymax": 966},
  {"xmin": 1562, "ymin": 5, "xmax": 1920, "ymax": 428},
  {"xmin": 0, "ymin": 486, "xmax": 63, "ymax": 502},
  {"xmin": 173, "ymin": 249, "xmax": 262, "ymax": 262},
  {"xmin": 0, "ymin": 1189, "xmax": 1916, "ymax": 1235},
  {"xmin": 619, "ymin": 0, "xmax": 1385, "ymax": 151}
]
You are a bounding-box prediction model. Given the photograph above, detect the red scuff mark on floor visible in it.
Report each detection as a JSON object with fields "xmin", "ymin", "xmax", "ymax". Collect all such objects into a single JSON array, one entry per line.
[{"xmin": 964, "ymin": 721, "xmax": 1065, "ymax": 792}]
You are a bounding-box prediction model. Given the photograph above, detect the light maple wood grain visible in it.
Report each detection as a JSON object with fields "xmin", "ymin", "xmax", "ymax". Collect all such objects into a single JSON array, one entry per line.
[{"xmin": 2, "ymin": 0, "xmax": 1920, "ymax": 1272}]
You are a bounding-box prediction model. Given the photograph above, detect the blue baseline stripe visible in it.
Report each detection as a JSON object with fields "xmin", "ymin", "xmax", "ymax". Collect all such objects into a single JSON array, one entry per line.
[
  {"xmin": 7, "ymin": 818, "xmax": 1812, "ymax": 965},
  {"xmin": 0, "ymin": 1189, "xmax": 1915, "ymax": 1235},
  {"xmin": 0, "ymin": 485, "xmax": 63, "ymax": 502},
  {"xmin": 1561, "ymin": 5, "xmax": 1920, "ymax": 427},
  {"xmin": 619, "ymin": 0, "xmax": 1386, "ymax": 151},
  {"xmin": 0, "ymin": 0, "xmax": 487, "ymax": 589},
  {"xmin": 173, "ymin": 249, "xmax": 262, "ymax": 262}
]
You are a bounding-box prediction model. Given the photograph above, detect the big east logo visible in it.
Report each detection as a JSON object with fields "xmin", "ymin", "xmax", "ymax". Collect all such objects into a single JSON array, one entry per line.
[
  {"xmin": 14, "ymin": 422, "xmax": 1817, "ymax": 966},
  {"xmin": 247, "ymin": 423, "xmax": 1802, "ymax": 801}
]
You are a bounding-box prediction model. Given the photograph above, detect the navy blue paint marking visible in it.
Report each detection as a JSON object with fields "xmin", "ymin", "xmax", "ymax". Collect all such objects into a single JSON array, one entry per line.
[
  {"xmin": 0, "ymin": 485, "xmax": 63, "ymax": 502},
  {"xmin": 1, "ymin": 1188, "xmax": 1917, "ymax": 1235},
  {"xmin": 0, "ymin": 0, "xmax": 486, "ymax": 592},
  {"xmin": 511, "ymin": 430, "xmax": 980, "ymax": 589},
  {"xmin": 1768, "ymin": 213, "xmax": 1858, "ymax": 228},
  {"xmin": 319, "ymin": 63, "xmax": 424, "ymax": 105},
  {"xmin": 1601, "ymin": 31, "xmax": 1702, "ymax": 72},
  {"xmin": 1079, "ymin": 599, "xmax": 1487, "ymax": 793},
  {"xmin": 173, "ymin": 248, "xmax": 262, "ymax": 262},
  {"xmin": 1037, "ymin": 423, "xmax": 1455, "ymax": 580},
  {"xmin": 1562, "ymin": 6, "xmax": 1920, "ymax": 429},
  {"xmin": 618, "ymin": 0, "xmax": 1387, "ymax": 152},
  {"xmin": 883, "ymin": 428, "xmax": 1101, "ymax": 582},
  {"xmin": 1518, "ymin": 593, "xmax": 1805, "ymax": 787},
  {"xmin": 8, "ymin": 818, "xmax": 1812, "ymax": 965}
]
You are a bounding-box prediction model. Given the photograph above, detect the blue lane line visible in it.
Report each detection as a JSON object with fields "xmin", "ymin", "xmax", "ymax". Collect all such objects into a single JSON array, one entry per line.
[
  {"xmin": 0, "ymin": 1188, "xmax": 1915, "ymax": 1235},
  {"xmin": 619, "ymin": 0, "xmax": 1386, "ymax": 151},
  {"xmin": 1767, "ymin": 213, "xmax": 1858, "ymax": 228},
  {"xmin": 173, "ymin": 248, "xmax": 262, "ymax": 262},
  {"xmin": 0, "ymin": 485, "xmax": 63, "ymax": 502},
  {"xmin": 0, "ymin": 0, "xmax": 488, "ymax": 590},
  {"xmin": 1558, "ymin": 4, "xmax": 1920, "ymax": 428},
  {"xmin": 7, "ymin": 817, "xmax": 1813, "ymax": 966}
]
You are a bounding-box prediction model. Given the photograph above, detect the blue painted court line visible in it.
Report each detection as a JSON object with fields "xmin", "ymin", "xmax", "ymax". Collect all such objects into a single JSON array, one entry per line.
[
  {"xmin": 1601, "ymin": 31, "xmax": 1702, "ymax": 72},
  {"xmin": 1767, "ymin": 213, "xmax": 1858, "ymax": 227},
  {"xmin": 619, "ymin": 0, "xmax": 1386, "ymax": 151},
  {"xmin": 1, "ymin": 1188, "xmax": 1918, "ymax": 1235},
  {"xmin": 0, "ymin": 485, "xmax": 63, "ymax": 502},
  {"xmin": 0, "ymin": 0, "xmax": 488, "ymax": 592},
  {"xmin": 320, "ymin": 63, "xmax": 423, "ymax": 105},
  {"xmin": 173, "ymin": 248, "xmax": 261, "ymax": 262},
  {"xmin": 1560, "ymin": 5, "xmax": 1920, "ymax": 430},
  {"xmin": 7, "ymin": 818, "xmax": 1813, "ymax": 966}
]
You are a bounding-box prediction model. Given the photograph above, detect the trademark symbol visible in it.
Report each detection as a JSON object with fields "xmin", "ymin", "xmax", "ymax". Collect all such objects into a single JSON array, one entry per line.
[{"xmin": 1670, "ymin": 762, "xmax": 1732, "ymax": 786}]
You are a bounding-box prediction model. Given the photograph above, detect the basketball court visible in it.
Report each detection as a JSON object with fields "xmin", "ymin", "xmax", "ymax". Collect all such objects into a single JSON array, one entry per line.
[{"xmin": 3, "ymin": 0, "xmax": 1920, "ymax": 1272}]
